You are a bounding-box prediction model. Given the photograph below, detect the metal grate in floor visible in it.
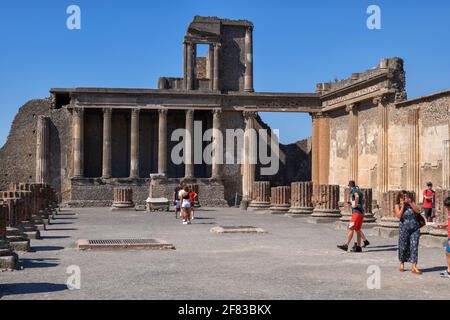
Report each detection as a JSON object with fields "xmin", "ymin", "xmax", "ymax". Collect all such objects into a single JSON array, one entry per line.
[{"xmin": 77, "ymin": 238, "xmax": 175, "ymax": 250}]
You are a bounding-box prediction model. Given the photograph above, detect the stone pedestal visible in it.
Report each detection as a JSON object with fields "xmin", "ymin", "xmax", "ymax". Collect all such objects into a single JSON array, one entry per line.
[
  {"xmin": 288, "ymin": 182, "xmax": 313, "ymax": 216},
  {"xmin": 1, "ymin": 199, "xmax": 30, "ymax": 252},
  {"xmin": 270, "ymin": 186, "xmax": 291, "ymax": 214},
  {"xmin": 309, "ymin": 185, "xmax": 341, "ymax": 223},
  {"xmin": 0, "ymin": 206, "xmax": 19, "ymax": 271},
  {"xmin": 147, "ymin": 174, "xmax": 169, "ymax": 212},
  {"xmin": 111, "ymin": 188, "xmax": 134, "ymax": 210},
  {"xmin": 248, "ymin": 181, "xmax": 271, "ymax": 212}
]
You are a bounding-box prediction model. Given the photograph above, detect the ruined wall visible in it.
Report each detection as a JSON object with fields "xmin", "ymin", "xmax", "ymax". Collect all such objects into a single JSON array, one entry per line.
[
  {"xmin": 221, "ymin": 25, "xmax": 246, "ymax": 92},
  {"xmin": 357, "ymin": 102, "xmax": 378, "ymax": 191},
  {"xmin": 329, "ymin": 109, "xmax": 349, "ymax": 194}
]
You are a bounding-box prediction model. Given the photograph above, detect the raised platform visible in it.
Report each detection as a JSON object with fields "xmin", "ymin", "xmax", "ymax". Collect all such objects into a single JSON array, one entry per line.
[
  {"xmin": 77, "ymin": 239, "xmax": 175, "ymax": 250},
  {"xmin": 210, "ymin": 226, "xmax": 267, "ymax": 234}
]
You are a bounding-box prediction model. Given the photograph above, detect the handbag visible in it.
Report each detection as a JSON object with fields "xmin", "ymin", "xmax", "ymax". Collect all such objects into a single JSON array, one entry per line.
[{"xmin": 414, "ymin": 211, "xmax": 426, "ymax": 228}]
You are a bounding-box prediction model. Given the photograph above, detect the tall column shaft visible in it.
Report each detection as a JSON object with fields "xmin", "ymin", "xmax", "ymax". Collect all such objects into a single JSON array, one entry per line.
[
  {"xmin": 443, "ymin": 140, "xmax": 450, "ymax": 189},
  {"xmin": 311, "ymin": 114, "xmax": 320, "ymax": 186},
  {"xmin": 212, "ymin": 109, "xmax": 222, "ymax": 179},
  {"xmin": 183, "ymin": 42, "xmax": 187, "ymax": 89},
  {"xmin": 36, "ymin": 116, "xmax": 50, "ymax": 184},
  {"xmin": 318, "ymin": 114, "xmax": 330, "ymax": 185},
  {"xmin": 208, "ymin": 44, "xmax": 214, "ymax": 90},
  {"xmin": 244, "ymin": 27, "xmax": 254, "ymax": 92},
  {"xmin": 186, "ymin": 43, "xmax": 194, "ymax": 90},
  {"xmin": 158, "ymin": 109, "xmax": 168, "ymax": 176},
  {"xmin": 407, "ymin": 109, "xmax": 420, "ymax": 197},
  {"xmin": 102, "ymin": 108, "xmax": 112, "ymax": 178},
  {"xmin": 72, "ymin": 107, "xmax": 84, "ymax": 178},
  {"xmin": 130, "ymin": 109, "xmax": 140, "ymax": 178},
  {"xmin": 184, "ymin": 110, "xmax": 194, "ymax": 179},
  {"xmin": 213, "ymin": 43, "xmax": 221, "ymax": 91},
  {"xmin": 375, "ymin": 96, "xmax": 389, "ymax": 201},
  {"xmin": 347, "ymin": 104, "xmax": 358, "ymax": 183},
  {"xmin": 242, "ymin": 111, "xmax": 257, "ymax": 200}
]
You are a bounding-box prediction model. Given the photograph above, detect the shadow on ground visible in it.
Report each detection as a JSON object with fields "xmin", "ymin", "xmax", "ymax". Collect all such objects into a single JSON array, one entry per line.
[{"xmin": 0, "ymin": 283, "xmax": 67, "ymax": 297}]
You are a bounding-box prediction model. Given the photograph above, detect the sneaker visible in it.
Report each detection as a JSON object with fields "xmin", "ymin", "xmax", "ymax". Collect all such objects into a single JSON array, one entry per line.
[
  {"xmin": 440, "ymin": 270, "xmax": 450, "ymax": 278},
  {"xmin": 351, "ymin": 243, "xmax": 362, "ymax": 253},
  {"xmin": 337, "ymin": 244, "xmax": 348, "ymax": 252},
  {"xmin": 363, "ymin": 240, "xmax": 370, "ymax": 248},
  {"xmin": 187, "ymin": 221, "xmax": 192, "ymax": 225}
]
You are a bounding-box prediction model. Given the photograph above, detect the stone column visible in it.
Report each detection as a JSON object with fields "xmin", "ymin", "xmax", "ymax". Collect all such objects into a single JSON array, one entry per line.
[
  {"xmin": 270, "ymin": 186, "xmax": 291, "ymax": 214},
  {"xmin": 72, "ymin": 107, "xmax": 84, "ymax": 178},
  {"xmin": 102, "ymin": 108, "xmax": 112, "ymax": 179},
  {"xmin": 242, "ymin": 111, "xmax": 257, "ymax": 202},
  {"xmin": 186, "ymin": 42, "xmax": 194, "ymax": 90},
  {"xmin": 248, "ymin": 181, "xmax": 271, "ymax": 211},
  {"xmin": 346, "ymin": 104, "xmax": 358, "ymax": 183},
  {"xmin": 184, "ymin": 109, "xmax": 194, "ymax": 179},
  {"xmin": 183, "ymin": 42, "xmax": 187, "ymax": 89},
  {"xmin": 130, "ymin": 108, "xmax": 140, "ymax": 179},
  {"xmin": 407, "ymin": 109, "xmax": 420, "ymax": 199},
  {"xmin": 361, "ymin": 188, "xmax": 376, "ymax": 223},
  {"xmin": 158, "ymin": 109, "xmax": 168, "ymax": 176},
  {"xmin": 35, "ymin": 116, "xmax": 50, "ymax": 184},
  {"xmin": 211, "ymin": 109, "xmax": 222, "ymax": 179},
  {"xmin": 244, "ymin": 26, "xmax": 254, "ymax": 92},
  {"xmin": 374, "ymin": 96, "xmax": 389, "ymax": 201},
  {"xmin": 208, "ymin": 44, "xmax": 214, "ymax": 90},
  {"xmin": 442, "ymin": 140, "xmax": 450, "ymax": 189},
  {"xmin": 310, "ymin": 185, "xmax": 341, "ymax": 221},
  {"xmin": 213, "ymin": 43, "xmax": 221, "ymax": 91},
  {"xmin": 0, "ymin": 204, "xmax": 19, "ymax": 271},
  {"xmin": 318, "ymin": 114, "xmax": 330, "ymax": 185},
  {"xmin": 379, "ymin": 190, "xmax": 416, "ymax": 229},
  {"xmin": 112, "ymin": 187, "xmax": 134, "ymax": 209},
  {"xmin": 288, "ymin": 182, "xmax": 314, "ymax": 215}
]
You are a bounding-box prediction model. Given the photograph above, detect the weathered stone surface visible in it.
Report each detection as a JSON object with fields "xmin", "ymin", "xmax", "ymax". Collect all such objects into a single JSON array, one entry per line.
[
  {"xmin": 248, "ymin": 181, "xmax": 270, "ymax": 211},
  {"xmin": 288, "ymin": 182, "xmax": 313, "ymax": 215},
  {"xmin": 311, "ymin": 185, "xmax": 341, "ymax": 219},
  {"xmin": 112, "ymin": 188, "xmax": 134, "ymax": 209},
  {"xmin": 210, "ymin": 226, "xmax": 267, "ymax": 234},
  {"xmin": 269, "ymin": 186, "xmax": 291, "ymax": 214}
]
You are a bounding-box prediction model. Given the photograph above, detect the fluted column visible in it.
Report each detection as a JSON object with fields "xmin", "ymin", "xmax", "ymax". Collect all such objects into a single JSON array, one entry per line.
[
  {"xmin": 374, "ymin": 96, "xmax": 389, "ymax": 201},
  {"xmin": 407, "ymin": 109, "xmax": 420, "ymax": 198},
  {"xmin": 248, "ymin": 181, "xmax": 271, "ymax": 211},
  {"xmin": 102, "ymin": 108, "xmax": 112, "ymax": 179},
  {"xmin": 244, "ymin": 26, "xmax": 254, "ymax": 92},
  {"xmin": 184, "ymin": 109, "xmax": 194, "ymax": 179},
  {"xmin": 311, "ymin": 185, "xmax": 341, "ymax": 220},
  {"xmin": 36, "ymin": 116, "xmax": 50, "ymax": 184},
  {"xmin": 270, "ymin": 186, "xmax": 291, "ymax": 214},
  {"xmin": 72, "ymin": 107, "xmax": 84, "ymax": 178},
  {"xmin": 213, "ymin": 43, "xmax": 221, "ymax": 91},
  {"xmin": 158, "ymin": 109, "xmax": 168, "ymax": 176},
  {"xmin": 211, "ymin": 109, "xmax": 222, "ymax": 179},
  {"xmin": 242, "ymin": 111, "xmax": 257, "ymax": 201},
  {"xmin": 289, "ymin": 182, "xmax": 314, "ymax": 215},
  {"xmin": 186, "ymin": 42, "xmax": 194, "ymax": 90},
  {"xmin": 346, "ymin": 104, "xmax": 358, "ymax": 183},
  {"xmin": 311, "ymin": 113, "xmax": 330, "ymax": 185},
  {"xmin": 112, "ymin": 187, "xmax": 134, "ymax": 209},
  {"xmin": 130, "ymin": 109, "xmax": 140, "ymax": 179}
]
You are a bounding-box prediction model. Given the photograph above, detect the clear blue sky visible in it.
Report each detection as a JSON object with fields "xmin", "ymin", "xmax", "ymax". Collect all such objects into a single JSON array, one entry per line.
[{"xmin": 1, "ymin": 1, "xmax": 450, "ymax": 146}]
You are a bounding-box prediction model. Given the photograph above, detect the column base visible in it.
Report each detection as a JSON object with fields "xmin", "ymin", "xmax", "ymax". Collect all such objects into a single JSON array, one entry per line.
[
  {"xmin": 270, "ymin": 205, "xmax": 291, "ymax": 214},
  {"xmin": 288, "ymin": 207, "xmax": 314, "ymax": 215},
  {"xmin": 308, "ymin": 209, "xmax": 342, "ymax": 224},
  {"xmin": 247, "ymin": 201, "xmax": 270, "ymax": 212},
  {"xmin": 378, "ymin": 217, "xmax": 399, "ymax": 228}
]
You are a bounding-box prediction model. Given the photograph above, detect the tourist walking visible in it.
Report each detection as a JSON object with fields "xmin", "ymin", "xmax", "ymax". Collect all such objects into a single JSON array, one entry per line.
[
  {"xmin": 423, "ymin": 182, "xmax": 436, "ymax": 222},
  {"xmin": 436, "ymin": 197, "xmax": 450, "ymax": 278},
  {"xmin": 180, "ymin": 186, "xmax": 192, "ymax": 225},
  {"xmin": 173, "ymin": 183, "xmax": 183, "ymax": 219},
  {"xmin": 395, "ymin": 191, "xmax": 423, "ymax": 274},
  {"xmin": 337, "ymin": 181, "xmax": 368, "ymax": 253}
]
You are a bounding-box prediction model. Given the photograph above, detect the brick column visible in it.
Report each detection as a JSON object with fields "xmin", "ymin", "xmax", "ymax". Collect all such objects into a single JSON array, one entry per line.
[
  {"xmin": 184, "ymin": 109, "xmax": 194, "ymax": 179},
  {"xmin": 213, "ymin": 43, "xmax": 221, "ymax": 91},
  {"xmin": 242, "ymin": 111, "xmax": 257, "ymax": 202},
  {"xmin": 346, "ymin": 104, "xmax": 358, "ymax": 183},
  {"xmin": 130, "ymin": 108, "xmax": 140, "ymax": 179},
  {"xmin": 72, "ymin": 107, "xmax": 84, "ymax": 178},
  {"xmin": 311, "ymin": 113, "xmax": 330, "ymax": 186},
  {"xmin": 186, "ymin": 42, "xmax": 194, "ymax": 90},
  {"xmin": 158, "ymin": 109, "xmax": 168, "ymax": 176},
  {"xmin": 288, "ymin": 182, "xmax": 313, "ymax": 215},
  {"xmin": 311, "ymin": 185, "xmax": 341, "ymax": 221},
  {"xmin": 244, "ymin": 26, "xmax": 254, "ymax": 92},
  {"xmin": 407, "ymin": 109, "xmax": 420, "ymax": 200},
  {"xmin": 208, "ymin": 44, "xmax": 214, "ymax": 90},
  {"xmin": 248, "ymin": 181, "xmax": 271, "ymax": 211},
  {"xmin": 374, "ymin": 96, "xmax": 389, "ymax": 201},
  {"xmin": 35, "ymin": 116, "xmax": 50, "ymax": 184},
  {"xmin": 442, "ymin": 141, "xmax": 450, "ymax": 189},
  {"xmin": 102, "ymin": 108, "xmax": 112, "ymax": 179},
  {"xmin": 270, "ymin": 186, "xmax": 291, "ymax": 214}
]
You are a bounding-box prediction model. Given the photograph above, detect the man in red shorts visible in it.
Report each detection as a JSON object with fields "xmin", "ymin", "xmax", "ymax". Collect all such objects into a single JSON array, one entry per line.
[
  {"xmin": 423, "ymin": 182, "xmax": 435, "ymax": 222},
  {"xmin": 337, "ymin": 181, "xmax": 369, "ymax": 253}
]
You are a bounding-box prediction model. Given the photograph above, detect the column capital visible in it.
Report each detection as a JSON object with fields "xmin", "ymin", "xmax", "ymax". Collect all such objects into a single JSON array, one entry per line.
[
  {"xmin": 345, "ymin": 103, "xmax": 357, "ymax": 113},
  {"xmin": 185, "ymin": 109, "xmax": 195, "ymax": 117},
  {"xmin": 158, "ymin": 108, "xmax": 168, "ymax": 116},
  {"xmin": 243, "ymin": 111, "xmax": 257, "ymax": 120},
  {"xmin": 246, "ymin": 25, "xmax": 254, "ymax": 32},
  {"xmin": 212, "ymin": 109, "xmax": 222, "ymax": 116},
  {"xmin": 103, "ymin": 107, "xmax": 112, "ymax": 115},
  {"xmin": 311, "ymin": 112, "xmax": 329, "ymax": 120},
  {"xmin": 373, "ymin": 94, "xmax": 389, "ymax": 106},
  {"xmin": 213, "ymin": 42, "xmax": 222, "ymax": 50},
  {"xmin": 73, "ymin": 107, "xmax": 84, "ymax": 116},
  {"xmin": 131, "ymin": 108, "xmax": 140, "ymax": 116}
]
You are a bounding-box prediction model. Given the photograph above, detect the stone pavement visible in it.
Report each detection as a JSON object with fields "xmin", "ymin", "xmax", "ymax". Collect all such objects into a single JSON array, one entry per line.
[{"xmin": 0, "ymin": 207, "xmax": 449, "ymax": 300}]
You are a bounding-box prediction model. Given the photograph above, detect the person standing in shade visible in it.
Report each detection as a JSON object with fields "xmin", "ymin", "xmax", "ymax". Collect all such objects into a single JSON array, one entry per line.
[
  {"xmin": 423, "ymin": 182, "xmax": 436, "ymax": 223},
  {"xmin": 337, "ymin": 181, "xmax": 369, "ymax": 253},
  {"xmin": 395, "ymin": 191, "xmax": 422, "ymax": 275},
  {"xmin": 436, "ymin": 197, "xmax": 450, "ymax": 278}
]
